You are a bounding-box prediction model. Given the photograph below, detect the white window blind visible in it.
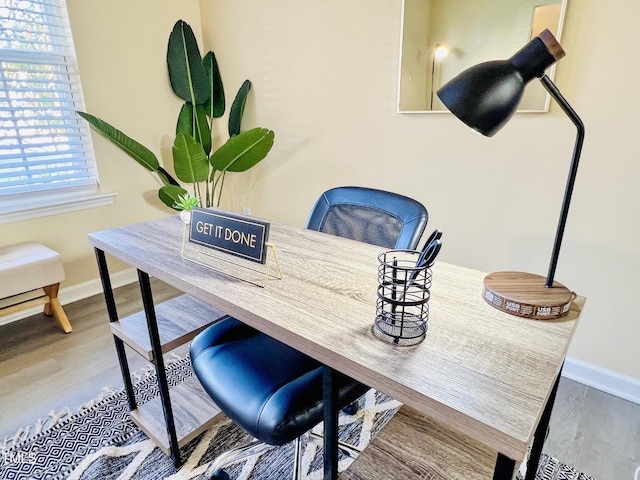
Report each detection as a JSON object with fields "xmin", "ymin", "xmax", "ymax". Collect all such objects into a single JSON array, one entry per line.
[{"xmin": 0, "ymin": 0, "xmax": 99, "ymax": 200}]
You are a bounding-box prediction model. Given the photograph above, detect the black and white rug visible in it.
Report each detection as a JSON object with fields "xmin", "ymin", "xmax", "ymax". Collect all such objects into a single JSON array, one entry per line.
[
  {"xmin": 0, "ymin": 356, "xmax": 400, "ymax": 480},
  {"xmin": 0, "ymin": 356, "xmax": 597, "ymax": 480}
]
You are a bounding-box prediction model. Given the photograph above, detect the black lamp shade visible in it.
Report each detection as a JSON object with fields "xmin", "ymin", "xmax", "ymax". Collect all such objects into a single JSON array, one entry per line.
[
  {"xmin": 437, "ymin": 30, "xmax": 565, "ymax": 137},
  {"xmin": 437, "ymin": 61, "xmax": 525, "ymax": 137}
]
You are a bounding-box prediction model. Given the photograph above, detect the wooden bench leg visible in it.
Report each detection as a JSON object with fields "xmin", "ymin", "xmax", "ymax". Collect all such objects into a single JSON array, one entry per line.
[{"xmin": 43, "ymin": 284, "xmax": 72, "ymax": 334}]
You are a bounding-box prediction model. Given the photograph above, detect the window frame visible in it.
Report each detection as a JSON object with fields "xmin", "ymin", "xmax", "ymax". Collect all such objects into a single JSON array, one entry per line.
[{"xmin": 0, "ymin": 0, "xmax": 114, "ymax": 224}]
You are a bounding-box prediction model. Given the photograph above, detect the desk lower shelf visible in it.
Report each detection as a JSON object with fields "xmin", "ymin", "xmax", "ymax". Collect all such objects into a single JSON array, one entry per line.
[
  {"xmin": 111, "ymin": 293, "xmax": 227, "ymax": 455},
  {"xmin": 131, "ymin": 373, "xmax": 223, "ymax": 455},
  {"xmin": 111, "ymin": 294, "xmax": 226, "ymax": 360},
  {"xmin": 340, "ymin": 405, "xmax": 504, "ymax": 480}
]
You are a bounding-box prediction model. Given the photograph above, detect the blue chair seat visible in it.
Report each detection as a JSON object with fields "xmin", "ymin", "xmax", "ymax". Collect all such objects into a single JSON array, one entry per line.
[{"xmin": 191, "ymin": 318, "xmax": 369, "ymax": 446}]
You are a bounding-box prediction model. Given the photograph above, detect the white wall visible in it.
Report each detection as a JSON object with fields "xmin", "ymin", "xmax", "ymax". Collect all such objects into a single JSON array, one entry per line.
[{"xmin": 199, "ymin": 0, "xmax": 640, "ymax": 380}]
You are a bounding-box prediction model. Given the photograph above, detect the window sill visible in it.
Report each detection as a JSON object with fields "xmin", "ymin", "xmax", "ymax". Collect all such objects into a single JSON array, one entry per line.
[{"xmin": 0, "ymin": 190, "xmax": 118, "ymax": 224}]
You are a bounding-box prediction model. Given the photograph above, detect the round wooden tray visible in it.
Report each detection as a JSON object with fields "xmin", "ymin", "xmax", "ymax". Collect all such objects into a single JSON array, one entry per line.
[{"xmin": 482, "ymin": 271, "xmax": 575, "ymax": 320}]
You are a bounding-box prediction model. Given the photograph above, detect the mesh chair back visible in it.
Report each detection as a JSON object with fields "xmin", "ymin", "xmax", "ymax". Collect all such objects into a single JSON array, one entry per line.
[{"xmin": 306, "ymin": 186, "xmax": 428, "ymax": 250}]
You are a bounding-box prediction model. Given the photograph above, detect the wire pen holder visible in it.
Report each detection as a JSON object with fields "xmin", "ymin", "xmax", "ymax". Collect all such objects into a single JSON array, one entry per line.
[{"xmin": 374, "ymin": 249, "xmax": 432, "ymax": 346}]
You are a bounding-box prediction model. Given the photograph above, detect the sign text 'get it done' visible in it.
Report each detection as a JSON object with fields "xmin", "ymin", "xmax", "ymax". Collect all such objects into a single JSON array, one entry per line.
[{"xmin": 188, "ymin": 208, "xmax": 270, "ymax": 264}]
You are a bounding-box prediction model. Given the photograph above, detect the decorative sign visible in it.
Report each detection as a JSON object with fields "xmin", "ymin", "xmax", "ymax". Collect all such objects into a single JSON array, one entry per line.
[{"xmin": 189, "ymin": 208, "xmax": 270, "ymax": 264}]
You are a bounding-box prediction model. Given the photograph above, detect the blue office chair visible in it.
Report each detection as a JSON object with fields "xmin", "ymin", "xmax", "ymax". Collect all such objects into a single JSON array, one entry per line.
[{"xmin": 190, "ymin": 186, "xmax": 428, "ymax": 479}]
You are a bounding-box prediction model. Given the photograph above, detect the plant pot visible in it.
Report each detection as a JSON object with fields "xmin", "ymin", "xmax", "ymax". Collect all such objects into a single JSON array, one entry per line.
[{"xmin": 180, "ymin": 210, "xmax": 192, "ymax": 225}]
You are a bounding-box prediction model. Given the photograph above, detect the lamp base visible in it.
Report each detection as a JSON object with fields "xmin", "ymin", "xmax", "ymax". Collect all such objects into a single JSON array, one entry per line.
[{"xmin": 482, "ymin": 271, "xmax": 574, "ymax": 320}]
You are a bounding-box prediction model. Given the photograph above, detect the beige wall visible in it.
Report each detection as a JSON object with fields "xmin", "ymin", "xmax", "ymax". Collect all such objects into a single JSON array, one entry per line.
[
  {"xmin": 2, "ymin": 0, "xmax": 202, "ymax": 284},
  {"xmin": 199, "ymin": 0, "xmax": 640, "ymax": 380},
  {"xmin": 4, "ymin": 0, "xmax": 637, "ymax": 381}
]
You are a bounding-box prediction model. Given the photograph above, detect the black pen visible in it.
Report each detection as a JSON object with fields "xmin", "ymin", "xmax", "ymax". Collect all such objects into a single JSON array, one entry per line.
[{"xmin": 400, "ymin": 239, "xmax": 441, "ymax": 301}]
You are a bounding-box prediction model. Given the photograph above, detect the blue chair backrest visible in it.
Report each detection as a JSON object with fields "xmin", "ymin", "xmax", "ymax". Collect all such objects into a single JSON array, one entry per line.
[{"xmin": 305, "ymin": 186, "xmax": 428, "ymax": 250}]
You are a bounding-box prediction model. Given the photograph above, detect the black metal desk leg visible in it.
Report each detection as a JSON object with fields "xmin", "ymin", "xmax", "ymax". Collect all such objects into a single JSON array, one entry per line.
[
  {"xmin": 138, "ymin": 270, "xmax": 181, "ymax": 467},
  {"xmin": 525, "ymin": 369, "xmax": 562, "ymax": 480},
  {"xmin": 493, "ymin": 453, "xmax": 516, "ymax": 480},
  {"xmin": 94, "ymin": 248, "xmax": 136, "ymax": 410},
  {"xmin": 323, "ymin": 366, "xmax": 339, "ymax": 480}
]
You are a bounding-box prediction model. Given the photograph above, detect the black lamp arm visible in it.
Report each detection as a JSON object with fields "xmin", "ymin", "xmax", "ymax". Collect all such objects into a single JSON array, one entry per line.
[{"xmin": 539, "ymin": 74, "xmax": 585, "ymax": 288}]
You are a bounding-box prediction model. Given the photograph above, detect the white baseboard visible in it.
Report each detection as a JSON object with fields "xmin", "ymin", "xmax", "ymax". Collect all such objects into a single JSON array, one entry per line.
[
  {"xmin": 0, "ymin": 268, "xmax": 138, "ymax": 327},
  {"xmin": 563, "ymin": 356, "xmax": 640, "ymax": 405},
  {"xmin": 58, "ymin": 268, "xmax": 139, "ymax": 305}
]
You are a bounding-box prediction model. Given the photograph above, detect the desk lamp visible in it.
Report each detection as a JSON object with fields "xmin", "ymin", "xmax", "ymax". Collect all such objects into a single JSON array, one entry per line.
[{"xmin": 437, "ymin": 29, "xmax": 584, "ymax": 320}]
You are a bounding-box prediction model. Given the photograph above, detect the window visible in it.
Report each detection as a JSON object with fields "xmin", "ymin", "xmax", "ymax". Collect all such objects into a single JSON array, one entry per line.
[{"xmin": 0, "ymin": 0, "xmax": 114, "ymax": 223}]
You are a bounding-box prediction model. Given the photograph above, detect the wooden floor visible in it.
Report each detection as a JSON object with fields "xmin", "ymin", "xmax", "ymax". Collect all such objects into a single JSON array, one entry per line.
[
  {"xmin": 0, "ymin": 279, "xmax": 185, "ymax": 446},
  {"xmin": 0, "ymin": 280, "xmax": 638, "ymax": 480}
]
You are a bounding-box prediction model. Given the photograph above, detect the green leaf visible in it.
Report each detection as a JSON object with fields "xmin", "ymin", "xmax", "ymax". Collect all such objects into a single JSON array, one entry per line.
[
  {"xmin": 176, "ymin": 103, "xmax": 193, "ymax": 137},
  {"xmin": 176, "ymin": 103, "xmax": 211, "ymax": 155},
  {"xmin": 157, "ymin": 166, "xmax": 180, "ymax": 186},
  {"xmin": 210, "ymin": 127, "xmax": 274, "ymax": 173},
  {"xmin": 172, "ymin": 133, "xmax": 210, "ymax": 183},
  {"xmin": 203, "ymin": 51, "xmax": 225, "ymax": 118},
  {"xmin": 167, "ymin": 20, "xmax": 210, "ymax": 105},
  {"xmin": 159, "ymin": 184, "xmax": 188, "ymax": 210},
  {"xmin": 77, "ymin": 111, "xmax": 160, "ymax": 172},
  {"xmin": 228, "ymin": 79, "xmax": 251, "ymax": 137}
]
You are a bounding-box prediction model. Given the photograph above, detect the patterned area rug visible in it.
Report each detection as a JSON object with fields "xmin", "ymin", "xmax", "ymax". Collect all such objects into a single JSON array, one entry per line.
[{"xmin": 0, "ymin": 356, "xmax": 597, "ymax": 480}]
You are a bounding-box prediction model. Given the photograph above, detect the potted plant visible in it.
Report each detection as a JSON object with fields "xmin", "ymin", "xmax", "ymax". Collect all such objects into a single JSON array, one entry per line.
[
  {"xmin": 173, "ymin": 192, "xmax": 200, "ymax": 224},
  {"xmin": 78, "ymin": 20, "xmax": 274, "ymax": 211}
]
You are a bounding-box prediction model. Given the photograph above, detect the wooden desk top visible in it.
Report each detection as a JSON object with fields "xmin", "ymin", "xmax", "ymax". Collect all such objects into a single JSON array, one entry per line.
[{"xmin": 88, "ymin": 214, "xmax": 584, "ymax": 462}]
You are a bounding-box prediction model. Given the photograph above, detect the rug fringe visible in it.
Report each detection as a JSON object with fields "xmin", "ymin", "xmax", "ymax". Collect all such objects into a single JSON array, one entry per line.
[
  {"xmin": 0, "ymin": 352, "xmax": 187, "ymax": 451},
  {"xmin": 1, "ymin": 407, "xmax": 71, "ymax": 451}
]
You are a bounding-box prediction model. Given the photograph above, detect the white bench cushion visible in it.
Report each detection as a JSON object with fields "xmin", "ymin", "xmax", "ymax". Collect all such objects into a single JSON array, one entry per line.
[{"xmin": 0, "ymin": 243, "xmax": 65, "ymax": 299}]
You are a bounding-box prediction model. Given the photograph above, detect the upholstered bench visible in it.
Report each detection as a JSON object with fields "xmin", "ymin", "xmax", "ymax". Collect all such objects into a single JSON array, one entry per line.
[{"xmin": 0, "ymin": 242, "xmax": 72, "ymax": 333}]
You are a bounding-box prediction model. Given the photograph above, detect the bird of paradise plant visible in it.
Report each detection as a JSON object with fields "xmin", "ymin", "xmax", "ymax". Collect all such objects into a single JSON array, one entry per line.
[{"xmin": 78, "ymin": 20, "xmax": 274, "ymax": 210}]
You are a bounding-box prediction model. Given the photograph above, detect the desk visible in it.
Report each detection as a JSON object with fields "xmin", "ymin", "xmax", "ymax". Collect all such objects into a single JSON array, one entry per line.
[{"xmin": 89, "ymin": 214, "xmax": 583, "ymax": 480}]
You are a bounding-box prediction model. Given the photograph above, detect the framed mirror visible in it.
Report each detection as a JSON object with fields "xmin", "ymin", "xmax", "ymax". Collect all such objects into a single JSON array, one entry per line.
[{"xmin": 398, "ymin": 0, "xmax": 568, "ymax": 113}]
